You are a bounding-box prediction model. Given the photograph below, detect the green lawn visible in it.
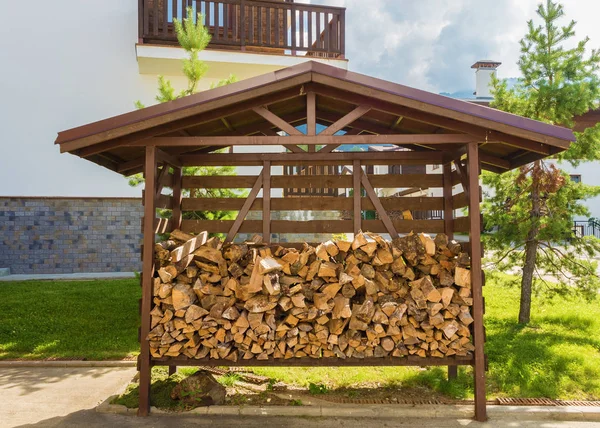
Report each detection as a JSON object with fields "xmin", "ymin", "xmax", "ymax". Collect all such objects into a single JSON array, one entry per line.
[
  {"xmin": 2, "ymin": 275, "xmax": 600, "ymax": 400},
  {"xmin": 0, "ymin": 279, "xmax": 140, "ymax": 360}
]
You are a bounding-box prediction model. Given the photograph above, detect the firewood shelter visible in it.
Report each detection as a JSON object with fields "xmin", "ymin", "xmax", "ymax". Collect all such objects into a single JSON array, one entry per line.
[{"xmin": 56, "ymin": 61, "xmax": 574, "ymax": 421}]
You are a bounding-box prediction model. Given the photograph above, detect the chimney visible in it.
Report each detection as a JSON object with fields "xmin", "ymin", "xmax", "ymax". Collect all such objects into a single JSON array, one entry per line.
[{"xmin": 471, "ymin": 60, "xmax": 501, "ymax": 99}]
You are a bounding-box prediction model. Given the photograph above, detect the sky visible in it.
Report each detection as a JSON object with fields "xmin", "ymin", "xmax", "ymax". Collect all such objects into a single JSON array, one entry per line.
[
  {"xmin": 306, "ymin": 0, "xmax": 600, "ymax": 94},
  {"xmin": 2, "ymin": 1, "xmax": 600, "ymax": 197}
]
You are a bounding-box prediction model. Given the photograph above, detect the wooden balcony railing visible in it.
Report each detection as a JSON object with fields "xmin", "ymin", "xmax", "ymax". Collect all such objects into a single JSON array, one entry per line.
[{"xmin": 139, "ymin": 0, "xmax": 346, "ymax": 58}]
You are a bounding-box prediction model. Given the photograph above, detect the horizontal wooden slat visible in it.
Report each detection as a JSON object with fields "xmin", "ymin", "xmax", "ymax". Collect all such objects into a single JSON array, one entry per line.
[
  {"xmin": 152, "ymin": 355, "xmax": 474, "ymax": 367},
  {"xmin": 454, "ymin": 216, "xmax": 470, "ymax": 233},
  {"xmin": 452, "ymin": 192, "xmax": 468, "ymax": 209},
  {"xmin": 180, "ymin": 151, "xmax": 445, "ymax": 167},
  {"xmin": 182, "ymin": 174, "xmax": 443, "ymax": 189},
  {"xmin": 181, "ymin": 196, "xmax": 444, "ymax": 212},
  {"xmin": 141, "ymin": 191, "xmax": 173, "ymax": 210},
  {"xmin": 453, "ymin": 187, "xmax": 482, "ymax": 209},
  {"xmin": 181, "ymin": 219, "xmax": 445, "ymax": 234}
]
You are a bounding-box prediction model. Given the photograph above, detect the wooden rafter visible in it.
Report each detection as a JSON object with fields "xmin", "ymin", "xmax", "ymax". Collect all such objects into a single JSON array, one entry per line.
[
  {"xmin": 71, "ymin": 86, "xmax": 307, "ymax": 157},
  {"xmin": 252, "ymin": 106, "xmax": 303, "ymax": 136},
  {"xmin": 320, "ymin": 105, "xmax": 372, "ymax": 136},
  {"xmin": 225, "ymin": 169, "xmax": 264, "ymax": 242},
  {"xmin": 306, "ymin": 83, "xmax": 557, "ymax": 154}
]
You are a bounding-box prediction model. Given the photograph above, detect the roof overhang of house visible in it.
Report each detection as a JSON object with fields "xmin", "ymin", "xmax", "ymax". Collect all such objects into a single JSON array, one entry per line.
[{"xmin": 55, "ymin": 61, "xmax": 575, "ymax": 175}]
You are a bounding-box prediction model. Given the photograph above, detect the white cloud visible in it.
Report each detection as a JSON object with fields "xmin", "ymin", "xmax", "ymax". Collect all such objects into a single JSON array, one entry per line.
[{"xmin": 307, "ymin": 0, "xmax": 600, "ymax": 93}]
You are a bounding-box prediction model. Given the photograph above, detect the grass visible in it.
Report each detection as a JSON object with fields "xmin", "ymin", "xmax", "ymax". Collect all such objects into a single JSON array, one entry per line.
[
  {"xmin": 0, "ymin": 279, "xmax": 140, "ymax": 360},
  {"xmin": 3, "ymin": 275, "xmax": 600, "ymax": 400}
]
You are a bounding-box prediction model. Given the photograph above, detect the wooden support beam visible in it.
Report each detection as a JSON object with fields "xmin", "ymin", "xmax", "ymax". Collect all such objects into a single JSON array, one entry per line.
[
  {"xmin": 353, "ymin": 160, "xmax": 361, "ymax": 234},
  {"xmin": 225, "ymin": 170, "xmax": 264, "ymax": 242},
  {"xmin": 443, "ymin": 162, "xmax": 456, "ymax": 381},
  {"xmin": 156, "ymin": 148, "xmax": 182, "ymax": 168},
  {"xmin": 154, "ymin": 164, "xmax": 170, "ymax": 202},
  {"xmin": 443, "ymin": 163, "xmax": 454, "ymax": 241},
  {"xmin": 318, "ymin": 144, "xmax": 341, "ymax": 153},
  {"xmin": 454, "ymin": 159, "xmax": 469, "ymax": 199},
  {"xmin": 283, "ymin": 144, "xmax": 306, "ymax": 153},
  {"xmin": 306, "ymin": 83, "xmax": 562, "ymax": 152},
  {"xmin": 68, "ymin": 84, "xmax": 309, "ymax": 155},
  {"xmin": 320, "ymin": 105, "xmax": 372, "ymax": 136},
  {"xmin": 138, "ymin": 146, "xmax": 156, "ymax": 417},
  {"xmin": 180, "ymin": 151, "xmax": 445, "ymax": 167},
  {"xmin": 252, "ymin": 106, "xmax": 303, "ymax": 136},
  {"xmin": 360, "ymin": 169, "xmax": 399, "ymax": 239},
  {"xmin": 467, "ymin": 142, "xmax": 487, "ymax": 422},
  {"xmin": 261, "ymin": 128, "xmax": 304, "ymax": 153},
  {"xmin": 307, "ymin": 91, "xmax": 316, "ymax": 136},
  {"xmin": 171, "ymin": 167, "xmax": 183, "ymax": 231},
  {"xmin": 139, "ymin": 134, "xmax": 480, "ymax": 147},
  {"xmin": 263, "ymin": 161, "xmax": 271, "ymax": 243}
]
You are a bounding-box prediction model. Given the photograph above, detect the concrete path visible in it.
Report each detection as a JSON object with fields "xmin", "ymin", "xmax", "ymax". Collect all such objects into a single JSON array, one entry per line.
[
  {"xmin": 0, "ymin": 366, "xmax": 136, "ymax": 427},
  {"xmin": 2, "ymin": 366, "xmax": 600, "ymax": 428},
  {"xmin": 12, "ymin": 412, "xmax": 600, "ymax": 427}
]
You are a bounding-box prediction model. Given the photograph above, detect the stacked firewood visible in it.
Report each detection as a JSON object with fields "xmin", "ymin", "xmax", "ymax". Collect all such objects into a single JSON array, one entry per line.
[{"xmin": 147, "ymin": 230, "xmax": 475, "ymax": 361}]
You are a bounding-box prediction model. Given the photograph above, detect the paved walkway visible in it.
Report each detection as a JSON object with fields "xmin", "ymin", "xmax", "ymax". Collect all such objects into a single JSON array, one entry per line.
[
  {"xmin": 2, "ymin": 366, "xmax": 600, "ymax": 428},
  {"xmin": 11, "ymin": 412, "xmax": 600, "ymax": 427},
  {"xmin": 0, "ymin": 366, "xmax": 136, "ymax": 427}
]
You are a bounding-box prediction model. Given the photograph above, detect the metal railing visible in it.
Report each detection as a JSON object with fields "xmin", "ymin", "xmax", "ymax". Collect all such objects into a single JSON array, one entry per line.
[
  {"xmin": 139, "ymin": 0, "xmax": 345, "ymax": 58},
  {"xmin": 572, "ymin": 220, "xmax": 600, "ymax": 238}
]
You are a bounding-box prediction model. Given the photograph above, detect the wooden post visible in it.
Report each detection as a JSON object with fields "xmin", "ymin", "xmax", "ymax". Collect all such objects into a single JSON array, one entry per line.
[
  {"xmin": 138, "ymin": 146, "xmax": 157, "ymax": 417},
  {"xmin": 353, "ymin": 160, "xmax": 361, "ymax": 234},
  {"xmin": 443, "ymin": 161, "xmax": 458, "ymax": 380},
  {"xmin": 168, "ymin": 167, "xmax": 182, "ymax": 377},
  {"xmin": 307, "ymin": 92, "xmax": 316, "ymax": 137},
  {"xmin": 467, "ymin": 142, "xmax": 487, "ymax": 422},
  {"xmin": 172, "ymin": 166, "xmax": 183, "ymax": 231},
  {"xmin": 263, "ymin": 161, "xmax": 271, "ymax": 242}
]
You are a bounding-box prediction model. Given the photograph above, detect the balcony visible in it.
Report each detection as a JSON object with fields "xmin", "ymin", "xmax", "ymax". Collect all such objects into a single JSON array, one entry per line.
[{"xmin": 139, "ymin": 0, "xmax": 346, "ymax": 59}]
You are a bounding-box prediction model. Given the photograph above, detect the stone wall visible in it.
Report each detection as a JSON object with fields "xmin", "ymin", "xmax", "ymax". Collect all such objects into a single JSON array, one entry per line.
[{"xmin": 0, "ymin": 197, "xmax": 143, "ymax": 274}]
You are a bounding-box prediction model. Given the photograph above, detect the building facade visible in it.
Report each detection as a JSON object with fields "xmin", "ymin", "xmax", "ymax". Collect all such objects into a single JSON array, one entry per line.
[{"xmin": 0, "ymin": 0, "xmax": 348, "ymax": 274}]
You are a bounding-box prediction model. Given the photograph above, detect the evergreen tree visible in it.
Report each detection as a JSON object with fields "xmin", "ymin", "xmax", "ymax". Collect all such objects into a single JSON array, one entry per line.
[
  {"xmin": 484, "ymin": 0, "xmax": 600, "ymax": 323},
  {"xmin": 130, "ymin": 8, "xmax": 244, "ymax": 222}
]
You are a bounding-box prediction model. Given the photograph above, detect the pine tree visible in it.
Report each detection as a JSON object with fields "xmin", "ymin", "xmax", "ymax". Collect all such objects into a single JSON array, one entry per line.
[
  {"xmin": 130, "ymin": 8, "xmax": 243, "ymax": 222},
  {"xmin": 484, "ymin": 0, "xmax": 600, "ymax": 323}
]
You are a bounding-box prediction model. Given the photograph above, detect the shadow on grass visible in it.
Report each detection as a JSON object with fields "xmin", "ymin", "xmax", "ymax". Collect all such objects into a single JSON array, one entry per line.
[{"xmin": 485, "ymin": 316, "xmax": 600, "ymax": 399}]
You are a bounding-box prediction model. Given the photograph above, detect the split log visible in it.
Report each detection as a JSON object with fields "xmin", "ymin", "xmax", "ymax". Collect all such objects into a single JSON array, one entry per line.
[{"xmin": 147, "ymin": 231, "xmax": 476, "ymax": 361}]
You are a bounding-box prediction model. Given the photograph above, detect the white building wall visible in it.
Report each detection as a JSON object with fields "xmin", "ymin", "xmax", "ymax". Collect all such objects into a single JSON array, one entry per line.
[
  {"xmin": 0, "ymin": 1, "xmax": 169, "ymax": 197},
  {"xmin": 548, "ymin": 161, "xmax": 600, "ymax": 221},
  {"xmin": 0, "ymin": 0, "xmax": 346, "ymax": 198}
]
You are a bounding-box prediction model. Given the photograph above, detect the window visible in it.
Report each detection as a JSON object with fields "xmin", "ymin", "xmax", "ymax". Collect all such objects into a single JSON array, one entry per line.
[{"xmin": 570, "ymin": 174, "xmax": 582, "ymax": 184}]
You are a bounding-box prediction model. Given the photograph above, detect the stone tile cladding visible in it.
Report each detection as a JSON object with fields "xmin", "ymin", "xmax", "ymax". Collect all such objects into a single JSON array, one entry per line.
[{"xmin": 0, "ymin": 197, "xmax": 143, "ymax": 274}]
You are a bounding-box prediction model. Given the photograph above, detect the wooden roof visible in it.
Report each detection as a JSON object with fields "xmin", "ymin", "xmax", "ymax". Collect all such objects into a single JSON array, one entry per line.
[{"xmin": 56, "ymin": 61, "xmax": 574, "ymax": 175}]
